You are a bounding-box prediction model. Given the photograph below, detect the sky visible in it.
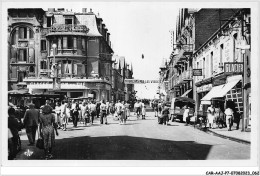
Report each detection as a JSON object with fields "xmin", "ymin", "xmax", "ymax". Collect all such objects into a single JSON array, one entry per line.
[{"xmin": 59, "ymin": 2, "xmax": 178, "ymax": 99}]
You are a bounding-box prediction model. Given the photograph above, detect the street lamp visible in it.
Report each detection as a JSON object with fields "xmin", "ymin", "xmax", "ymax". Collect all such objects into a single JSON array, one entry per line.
[{"xmin": 52, "ymin": 43, "xmax": 57, "ymax": 64}]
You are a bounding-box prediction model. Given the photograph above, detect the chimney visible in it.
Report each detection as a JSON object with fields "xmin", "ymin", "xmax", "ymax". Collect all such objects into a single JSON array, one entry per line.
[
  {"xmin": 82, "ymin": 8, "xmax": 87, "ymax": 13},
  {"xmin": 90, "ymin": 8, "xmax": 92, "ymax": 13},
  {"xmin": 48, "ymin": 8, "xmax": 55, "ymax": 12}
]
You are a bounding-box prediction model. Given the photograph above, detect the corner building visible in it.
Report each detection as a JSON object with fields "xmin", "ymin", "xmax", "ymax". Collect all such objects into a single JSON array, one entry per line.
[{"xmin": 8, "ymin": 8, "xmax": 113, "ymax": 101}]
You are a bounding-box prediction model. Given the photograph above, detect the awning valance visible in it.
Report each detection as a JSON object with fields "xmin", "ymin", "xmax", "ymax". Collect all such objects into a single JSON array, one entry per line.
[
  {"xmin": 181, "ymin": 89, "xmax": 192, "ymax": 97},
  {"xmin": 201, "ymin": 75, "xmax": 242, "ymax": 104},
  {"xmin": 201, "ymin": 85, "xmax": 224, "ymax": 104}
]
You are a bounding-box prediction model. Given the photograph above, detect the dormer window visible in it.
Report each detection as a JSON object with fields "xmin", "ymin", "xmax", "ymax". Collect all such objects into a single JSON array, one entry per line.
[{"xmin": 65, "ymin": 19, "xmax": 72, "ymax": 25}]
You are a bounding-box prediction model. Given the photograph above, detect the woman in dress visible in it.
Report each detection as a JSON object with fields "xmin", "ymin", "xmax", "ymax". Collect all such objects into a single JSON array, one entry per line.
[
  {"xmin": 54, "ymin": 102, "xmax": 62, "ymax": 129},
  {"xmin": 39, "ymin": 105, "xmax": 58, "ymax": 159},
  {"xmin": 207, "ymin": 104, "xmax": 215, "ymax": 129}
]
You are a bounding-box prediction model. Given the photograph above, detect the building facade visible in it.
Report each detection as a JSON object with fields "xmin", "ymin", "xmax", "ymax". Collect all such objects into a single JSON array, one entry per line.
[
  {"xmin": 193, "ymin": 9, "xmax": 251, "ymax": 130},
  {"xmin": 167, "ymin": 9, "xmax": 240, "ymax": 102},
  {"xmin": 8, "ymin": 8, "xmax": 114, "ymax": 101},
  {"xmin": 112, "ymin": 55, "xmax": 134, "ymax": 102}
]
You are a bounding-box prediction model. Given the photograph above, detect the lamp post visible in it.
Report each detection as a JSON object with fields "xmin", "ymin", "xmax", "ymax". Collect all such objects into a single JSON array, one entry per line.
[
  {"xmin": 52, "ymin": 43, "xmax": 57, "ymax": 66},
  {"xmin": 51, "ymin": 44, "xmax": 60, "ymax": 91}
]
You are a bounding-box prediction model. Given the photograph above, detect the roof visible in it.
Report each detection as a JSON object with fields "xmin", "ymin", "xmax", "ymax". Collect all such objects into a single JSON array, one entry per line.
[
  {"xmin": 159, "ymin": 58, "xmax": 167, "ymax": 69},
  {"xmin": 76, "ymin": 14, "xmax": 102, "ymax": 37},
  {"xmin": 112, "ymin": 55, "xmax": 128, "ymax": 70}
]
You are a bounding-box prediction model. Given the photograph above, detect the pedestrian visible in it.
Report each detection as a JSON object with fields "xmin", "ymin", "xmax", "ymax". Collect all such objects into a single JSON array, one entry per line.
[
  {"xmin": 60, "ymin": 100, "xmax": 68, "ymax": 131},
  {"xmin": 81, "ymin": 102, "xmax": 89, "ymax": 126},
  {"xmin": 134, "ymin": 100, "xmax": 141, "ymax": 119},
  {"xmin": 161, "ymin": 106, "xmax": 170, "ymax": 125},
  {"xmin": 78, "ymin": 101, "xmax": 83, "ymax": 124},
  {"xmin": 141, "ymin": 100, "xmax": 146, "ymax": 120},
  {"xmin": 158, "ymin": 101, "xmax": 163, "ymax": 115},
  {"xmin": 100, "ymin": 100, "xmax": 108, "ymax": 125},
  {"xmin": 109, "ymin": 101, "xmax": 116, "ymax": 119},
  {"xmin": 106, "ymin": 101, "xmax": 110, "ymax": 116},
  {"xmin": 89, "ymin": 101, "xmax": 97, "ymax": 125},
  {"xmin": 23, "ymin": 103, "xmax": 40, "ymax": 146},
  {"xmin": 125, "ymin": 101, "xmax": 131, "ymax": 120},
  {"xmin": 54, "ymin": 102, "xmax": 62, "ymax": 129},
  {"xmin": 72, "ymin": 102, "xmax": 80, "ymax": 127},
  {"xmin": 96, "ymin": 100, "xmax": 101, "ymax": 119},
  {"xmin": 8, "ymin": 108, "xmax": 21, "ymax": 159},
  {"xmin": 234, "ymin": 110, "xmax": 241, "ymax": 130},
  {"xmin": 182, "ymin": 105, "xmax": 188, "ymax": 125},
  {"xmin": 115, "ymin": 100, "xmax": 124, "ymax": 124},
  {"xmin": 39, "ymin": 105, "xmax": 58, "ymax": 159},
  {"xmin": 225, "ymin": 105, "xmax": 234, "ymax": 131},
  {"xmin": 153, "ymin": 101, "xmax": 158, "ymax": 117},
  {"xmin": 65, "ymin": 100, "xmax": 71, "ymax": 125},
  {"xmin": 207, "ymin": 104, "xmax": 215, "ymax": 129}
]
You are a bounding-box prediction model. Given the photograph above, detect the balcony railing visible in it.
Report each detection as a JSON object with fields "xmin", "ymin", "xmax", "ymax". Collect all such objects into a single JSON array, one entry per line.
[{"xmin": 49, "ymin": 24, "xmax": 89, "ymax": 33}]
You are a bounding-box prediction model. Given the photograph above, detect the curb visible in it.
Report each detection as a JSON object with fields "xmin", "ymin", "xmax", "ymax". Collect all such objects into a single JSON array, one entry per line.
[
  {"xmin": 206, "ymin": 129, "xmax": 251, "ymax": 145},
  {"xmin": 191, "ymin": 124, "xmax": 251, "ymax": 145}
]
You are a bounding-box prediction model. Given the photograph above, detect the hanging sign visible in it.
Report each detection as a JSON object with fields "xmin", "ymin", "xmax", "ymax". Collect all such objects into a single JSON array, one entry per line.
[
  {"xmin": 53, "ymin": 78, "xmax": 61, "ymax": 91},
  {"xmin": 124, "ymin": 79, "xmax": 159, "ymax": 84},
  {"xmin": 193, "ymin": 69, "xmax": 202, "ymax": 76}
]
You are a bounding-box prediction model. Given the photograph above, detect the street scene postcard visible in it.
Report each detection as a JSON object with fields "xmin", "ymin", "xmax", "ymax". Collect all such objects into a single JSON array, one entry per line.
[{"xmin": 1, "ymin": 1, "xmax": 260, "ymax": 176}]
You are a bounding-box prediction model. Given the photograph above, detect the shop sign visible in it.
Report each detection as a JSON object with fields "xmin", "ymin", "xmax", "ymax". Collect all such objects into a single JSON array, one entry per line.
[
  {"xmin": 224, "ymin": 62, "xmax": 243, "ymax": 74},
  {"xmin": 197, "ymin": 84, "xmax": 212, "ymax": 93},
  {"xmin": 213, "ymin": 78, "xmax": 226, "ymax": 86},
  {"xmin": 193, "ymin": 69, "xmax": 202, "ymax": 76}
]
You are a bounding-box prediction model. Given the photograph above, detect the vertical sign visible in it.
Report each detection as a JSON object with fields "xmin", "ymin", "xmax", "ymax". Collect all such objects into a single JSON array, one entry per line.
[{"xmin": 53, "ymin": 77, "xmax": 61, "ymax": 90}]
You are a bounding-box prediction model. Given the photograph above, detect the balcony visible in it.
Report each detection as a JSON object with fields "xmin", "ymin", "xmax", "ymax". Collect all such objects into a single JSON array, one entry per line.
[
  {"xmin": 46, "ymin": 24, "xmax": 89, "ymax": 36},
  {"xmin": 182, "ymin": 69, "xmax": 192, "ymax": 81}
]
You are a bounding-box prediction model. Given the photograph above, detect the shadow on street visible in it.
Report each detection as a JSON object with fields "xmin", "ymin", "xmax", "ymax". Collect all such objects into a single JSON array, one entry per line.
[{"xmin": 17, "ymin": 135, "xmax": 213, "ymax": 160}]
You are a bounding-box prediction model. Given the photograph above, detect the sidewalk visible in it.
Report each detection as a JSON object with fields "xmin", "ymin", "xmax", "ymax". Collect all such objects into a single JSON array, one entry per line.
[
  {"xmin": 206, "ymin": 126, "xmax": 251, "ymax": 144},
  {"xmin": 191, "ymin": 119, "xmax": 251, "ymax": 144}
]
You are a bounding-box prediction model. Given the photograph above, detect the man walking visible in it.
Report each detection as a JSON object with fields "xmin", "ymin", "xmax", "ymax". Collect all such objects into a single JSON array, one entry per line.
[{"xmin": 23, "ymin": 103, "xmax": 40, "ymax": 146}]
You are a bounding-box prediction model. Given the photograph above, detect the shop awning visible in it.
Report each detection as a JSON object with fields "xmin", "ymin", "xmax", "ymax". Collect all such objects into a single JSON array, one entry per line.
[
  {"xmin": 181, "ymin": 89, "xmax": 192, "ymax": 97},
  {"xmin": 213, "ymin": 76, "xmax": 242, "ymax": 98},
  {"xmin": 201, "ymin": 85, "xmax": 224, "ymax": 104}
]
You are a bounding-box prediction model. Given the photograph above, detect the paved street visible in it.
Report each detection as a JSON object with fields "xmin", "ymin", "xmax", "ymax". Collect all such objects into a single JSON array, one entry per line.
[{"xmin": 16, "ymin": 111, "xmax": 250, "ymax": 160}]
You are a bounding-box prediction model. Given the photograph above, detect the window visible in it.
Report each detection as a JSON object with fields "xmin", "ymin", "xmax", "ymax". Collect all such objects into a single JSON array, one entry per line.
[
  {"xmin": 40, "ymin": 61, "xmax": 47, "ymax": 69},
  {"xmin": 47, "ymin": 17, "xmax": 52, "ymax": 27},
  {"xmin": 67, "ymin": 36, "xmax": 73, "ymax": 49},
  {"xmin": 29, "ymin": 28, "xmax": 34, "ymax": 39},
  {"xmin": 203, "ymin": 58, "xmax": 205, "ymax": 78},
  {"xmin": 19, "ymin": 27, "xmax": 27, "ymax": 39},
  {"xmin": 18, "ymin": 49, "xmax": 27, "ymax": 62},
  {"xmin": 82, "ymin": 38, "xmax": 85, "ymax": 50},
  {"xmin": 11, "ymin": 30, "xmax": 17, "ymax": 45},
  {"xmin": 210, "ymin": 52, "xmax": 213, "ymax": 75},
  {"xmin": 65, "ymin": 19, "xmax": 72, "ymax": 25},
  {"xmin": 63, "ymin": 60, "xmax": 72, "ymax": 74},
  {"xmin": 41, "ymin": 40, "xmax": 47, "ymax": 51},
  {"xmin": 29, "ymin": 66, "xmax": 34, "ymax": 72},
  {"xmin": 220, "ymin": 44, "xmax": 224, "ymax": 63}
]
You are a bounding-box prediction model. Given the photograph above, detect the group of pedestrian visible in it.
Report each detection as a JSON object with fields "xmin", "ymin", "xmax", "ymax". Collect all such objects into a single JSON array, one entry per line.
[
  {"xmin": 8, "ymin": 102, "xmax": 58, "ymax": 160},
  {"xmin": 206, "ymin": 104, "xmax": 241, "ymax": 131},
  {"xmin": 134, "ymin": 99, "xmax": 146, "ymax": 119}
]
